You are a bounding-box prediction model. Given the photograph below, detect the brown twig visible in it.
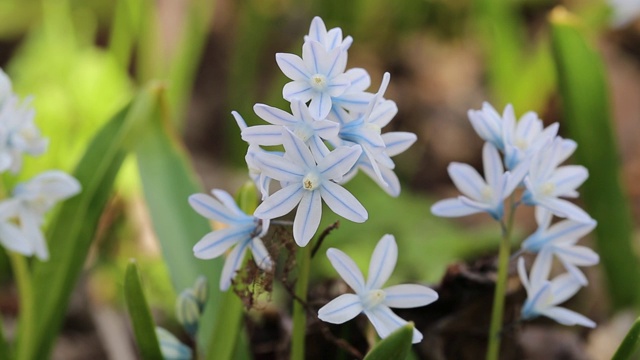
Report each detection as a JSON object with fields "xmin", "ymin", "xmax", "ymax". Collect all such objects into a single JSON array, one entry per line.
[{"xmin": 311, "ymin": 221, "xmax": 340, "ymax": 258}]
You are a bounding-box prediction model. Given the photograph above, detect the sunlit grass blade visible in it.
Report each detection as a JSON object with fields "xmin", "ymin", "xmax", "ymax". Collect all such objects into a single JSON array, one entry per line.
[
  {"xmin": 613, "ymin": 316, "xmax": 640, "ymax": 360},
  {"xmin": 550, "ymin": 7, "xmax": 640, "ymax": 308},
  {"xmin": 22, "ymin": 85, "xmax": 163, "ymax": 360},
  {"xmin": 363, "ymin": 323, "xmax": 414, "ymax": 360},
  {"xmin": 124, "ymin": 260, "xmax": 164, "ymax": 359}
]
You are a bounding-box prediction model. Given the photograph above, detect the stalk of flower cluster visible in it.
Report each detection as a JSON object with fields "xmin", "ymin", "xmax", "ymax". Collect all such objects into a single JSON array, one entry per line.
[
  {"xmin": 486, "ymin": 196, "xmax": 516, "ymax": 360},
  {"xmin": 291, "ymin": 244, "xmax": 311, "ymax": 360},
  {"xmin": 8, "ymin": 252, "xmax": 34, "ymax": 360}
]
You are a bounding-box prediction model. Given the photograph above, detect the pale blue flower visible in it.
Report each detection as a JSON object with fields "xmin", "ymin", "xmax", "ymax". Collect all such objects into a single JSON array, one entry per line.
[
  {"xmin": 253, "ymin": 130, "xmax": 366, "ymax": 246},
  {"xmin": 330, "ymin": 68, "xmax": 374, "ymax": 114},
  {"xmin": 155, "ymin": 327, "xmax": 193, "ymax": 360},
  {"xmin": 467, "ymin": 102, "xmax": 507, "ymax": 151},
  {"xmin": 241, "ymin": 99, "xmax": 339, "ymax": 158},
  {"xmin": 318, "ymin": 234, "xmax": 438, "ymax": 343},
  {"xmin": 0, "ymin": 170, "xmax": 80, "ymax": 260},
  {"xmin": 502, "ymin": 106, "xmax": 558, "ymax": 170},
  {"xmin": 305, "ymin": 16, "xmax": 353, "ymax": 51},
  {"xmin": 522, "ymin": 208, "xmax": 598, "ymax": 285},
  {"xmin": 431, "ymin": 142, "xmax": 525, "ymax": 220},
  {"xmin": 276, "ymin": 39, "xmax": 351, "ymax": 120},
  {"xmin": 189, "ymin": 189, "xmax": 273, "ymax": 290},
  {"xmin": 522, "ymin": 137, "xmax": 592, "ymax": 223},
  {"xmin": 0, "ymin": 70, "xmax": 48, "ymax": 173},
  {"xmin": 518, "ymin": 257, "xmax": 595, "ymax": 328}
]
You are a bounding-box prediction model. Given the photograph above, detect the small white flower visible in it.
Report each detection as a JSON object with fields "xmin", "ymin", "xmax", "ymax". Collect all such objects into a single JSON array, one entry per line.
[
  {"xmin": 276, "ymin": 39, "xmax": 351, "ymax": 120},
  {"xmin": 189, "ymin": 189, "xmax": 273, "ymax": 291},
  {"xmin": 502, "ymin": 106, "xmax": 558, "ymax": 170},
  {"xmin": 518, "ymin": 257, "xmax": 595, "ymax": 328},
  {"xmin": 522, "ymin": 137, "xmax": 592, "ymax": 223},
  {"xmin": 521, "ymin": 208, "xmax": 599, "ymax": 285},
  {"xmin": 318, "ymin": 235, "xmax": 438, "ymax": 343},
  {"xmin": 431, "ymin": 142, "xmax": 525, "ymax": 220},
  {"xmin": 0, "ymin": 170, "xmax": 80, "ymax": 260},
  {"xmin": 467, "ymin": 102, "xmax": 507, "ymax": 151},
  {"xmin": 305, "ymin": 16, "xmax": 353, "ymax": 51},
  {"xmin": 608, "ymin": 0, "xmax": 640, "ymax": 28},
  {"xmin": 253, "ymin": 130, "xmax": 367, "ymax": 246}
]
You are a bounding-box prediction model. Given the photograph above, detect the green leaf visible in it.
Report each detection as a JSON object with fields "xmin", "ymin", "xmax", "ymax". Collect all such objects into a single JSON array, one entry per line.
[
  {"xmin": 22, "ymin": 85, "xmax": 162, "ymax": 360},
  {"xmin": 135, "ymin": 91, "xmax": 226, "ymax": 354},
  {"xmin": 613, "ymin": 316, "xmax": 640, "ymax": 360},
  {"xmin": 124, "ymin": 260, "xmax": 164, "ymax": 359},
  {"xmin": 364, "ymin": 323, "xmax": 414, "ymax": 360},
  {"xmin": 550, "ymin": 7, "xmax": 640, "ymax": 309}
]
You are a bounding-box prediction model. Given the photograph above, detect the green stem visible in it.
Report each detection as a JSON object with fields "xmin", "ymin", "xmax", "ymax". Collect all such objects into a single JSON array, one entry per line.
[
  {"xmin": 8, "ymin": 252, "xmax": 34, "ymax": 360},
  {"xmin": 486, "ymin": 202, "xmax": 516, "ymax": 360},
  {"xmin": 292, "ymin": 245, "xmax": 311, "ymax": 360},
  {"xmin": 612, "ymin": 316, "xmax": 640, "ymax": 360}
]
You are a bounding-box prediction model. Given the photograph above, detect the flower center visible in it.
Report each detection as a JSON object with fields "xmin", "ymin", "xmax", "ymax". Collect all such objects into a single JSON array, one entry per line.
[
  {"xmin": 541, "ymin": 182, "xmax": 555, "ymax": 196},
  {"xmin": 293, "ymin": 124, "xmax": 314, "ymax": 142},
  {"xmin": 481, "ymin": 185, "xmax": 493, "ymax": 201},
  {"xmin": 515, "ymin": 137, "xmax": 529, "ymax": 151},
  {"xmin": 302, "ymin": 172, "xmax": 321, "ymax": 191},
  {"xmin": 310, "ymin": 74, "xmax": 328, "ymax": 91},
  {"xmin": 362, "ymin": 289, "xmax": 386, "ymax": 309},
  {"xmin": 364, "ymin": 123, "xmax": 381, "ymax": 135}
]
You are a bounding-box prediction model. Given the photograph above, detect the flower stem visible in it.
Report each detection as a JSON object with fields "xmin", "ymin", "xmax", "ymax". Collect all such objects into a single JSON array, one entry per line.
[
  {"xmin": 291, "ymin": 244, "xmax": 311, "ymax": 360},
  {"xmin": 8, "ymin": 252, "xmax": 34, "ymax": 360},
  {"xmin": 486, "ymin": 201, "xmax": 516, "ymax": 360}
]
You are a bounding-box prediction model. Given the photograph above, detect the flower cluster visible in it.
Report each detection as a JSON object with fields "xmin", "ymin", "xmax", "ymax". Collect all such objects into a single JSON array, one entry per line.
[
  {"xmin": 0, "ymin": 68, "xmax": 81, "ymax": 260},
  {"xmin": 432, "ymin": 102, "xmax": 598, "ymax": 327},
  {"xmin": 189, "ymin": 17, "xmax": 435, "ymax": 343}
]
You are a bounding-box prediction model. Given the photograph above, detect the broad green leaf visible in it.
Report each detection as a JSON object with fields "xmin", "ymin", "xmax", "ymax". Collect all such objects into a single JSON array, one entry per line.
[
  {"xmin": 135, "ymin": 91, "xmax": 226, "ymax": 354},
  {"xmin": 364, "ymin": 323, "xmax": 414, "ymax": 360},
  {"xmin": 22, "ymin": 85, "xmax": 162, "ymax": 360},
  {"xmin": 124, "ymin": 260, "xmax": 164, "ymax": 359},
  {"xmin": 550, "ymin": 7, "xmax": 640, "ymax": 309},
  {"xmin": 613, "ymin": 316, "xmax": 640, "ymax": 360}
]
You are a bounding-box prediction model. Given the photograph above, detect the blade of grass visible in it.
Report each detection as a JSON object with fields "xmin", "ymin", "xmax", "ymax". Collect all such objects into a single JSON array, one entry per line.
[
  {"xmin": 550, "ymin": 7, "xmax": 640, "ymax": 308},
  {"xmin": 124, "ymin": 260, "xmax": 164, "ymax": 359},
  {"xmin": 22, "ymin": 84, "xmax": 163, "ymax": 360},
  {"xmin": 613, "ymin": 316, "xmax": 640, "ymax": 360}
]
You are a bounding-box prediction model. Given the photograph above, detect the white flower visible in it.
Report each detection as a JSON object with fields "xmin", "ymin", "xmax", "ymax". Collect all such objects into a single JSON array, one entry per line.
[
  {"xmin": 518, "ymin": 257, "xmax": 595, "ymax": 328},
  {"xmin": 253, "ymin": 130, "xmax": 367, "ymax": 246},
  {"xmin": 0, "ymin": 170, "xmax": 80, "ymax": 260},
  {"xmin": 502, "ymin": 106, "xmax": 558, "ymax": 170},
  {"xmin": 608, "ymin": 0, "xmax": 640, "ymax": 28},
  {"xmin": 276, "ymin": 39, "xmax": 351, "ymax": 120},
  {"xmin": 305, "ymin": 16, "xmax": 353, "ymax": 51},
  {"xmin": 521, "ymin": 208, "xmax": 599, "ymax": 285},
  {"xmin": 522, "ymin": 137, "xmax": 592, "ymax": 223},
  {"xmin": 189, "ymin": 189, "xmax": 273, "ymax": 291},
  {"xmin": 467, "ymin": 102, "xmax": 507, "ymax": 151},
  {"xmin": 241, "ymin": 99, "xmax": 339, "ymax": 158},
  {"xmin": 318, "ymin": 235, "xmax": 438, "ymax": 343},
  {"xmin": 431, "ymin": 142, "xmax": 525, "ymax": 220}
]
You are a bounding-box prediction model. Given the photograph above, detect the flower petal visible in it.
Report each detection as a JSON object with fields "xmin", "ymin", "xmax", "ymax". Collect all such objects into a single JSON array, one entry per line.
[
  {"xmin": 536, "ymin": 197, "xmax": 593, "ymax": 223},
  {"xmin": 210, "ymin": 189, "xmax": 246, "ymax": 217},
  {"xmin": 276, "ymin": 53, "xmax": 310, "ymax": 81},
  {"xmin": 326, "ymin": 247, "xmax": 366, "ymax": 293},
  {"xmin": 253, "ymin": 103, "xmax": 297, "ymax": 126},
  {"xmin": 383, "ymin": 284, "xmax": 438, "ymax": 308},
  {"xmin": 254, "ymin": 151, "xmax": 305, "ymax": 182},
  {"xmin": 447, "ymin": 163, "xmax": 486, "ymax": 201},
  {"xmin": 365, "ymin": 306, "xmax": 423, "ymax": 343},
  {"xmin": 382, "ymin": 132, "xmax": 417, "ymax": 157},
  {"xmin": 283, "ymin": 81, "xmax": 314, "ymax": 102},
  {"xmin": 189, "ymin": 193, "xmax": 247, "ymax": 224},
  {"xmin": 0, "ymin": 222, "xmax": 32, "ymax": 255},
  {"xmin": 431, "ymin": 198, "xmax": 481, "ymax": 217},
  {"xmin": 193, "ymin": 226, "xmax": 251, "ymax": 259},
  {"xmin": 253, "ymin": 184, "xmax": 304, "ymax": 220},
  {"xmin": 317, "ymin": 293, "xmax": 363, "ymax": 324},
  {"xmin": 319, "ymin": 181, "xmax": 368, "ymax": 223},
  {"xmin": 366, "ymin": 234, "xmax": 397, "ymax": 289},
  {"xmin": 241, "ymin": 125, "xmax": 284, "ymax": 146},
  {"xmin": 317, "ymin": 145, "xmax": 362, "ymax": 180},
  {"xmin": 539, "ymin": 307, "xmax": 595, "ymax": 328},
  {"xmin": 219, "ymin": 241, "xmax": 249, "ymax": 291},
  {"xmin": 309, "ymin": 91, "xmax": 332, "ymax": 121},
  {"xmin": 250, "ymin": 237, "xmax": 273, "ymax": 271},
  {"xmin": 281, "ymin": 129, "xmax": 316, "ymax": 170},
  {"xmin": 293, "ymin": 190, "xmax": 322, "ymax": 247}
]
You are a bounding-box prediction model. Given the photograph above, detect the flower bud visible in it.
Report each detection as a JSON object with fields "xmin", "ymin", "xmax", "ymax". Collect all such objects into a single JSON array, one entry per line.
[
  {"xmin": 155, "ymin": 327, "xmax": 192, "ymax": 360},
  {"xmin": 175, "ymin": 289, "xmax": 200, "ymax": 336}
]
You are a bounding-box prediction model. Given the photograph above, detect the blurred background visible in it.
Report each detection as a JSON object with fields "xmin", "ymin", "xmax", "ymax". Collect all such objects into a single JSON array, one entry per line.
[{"xmin": 0, "ymin": 0, "xmax": 639, "ymax": 358}]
